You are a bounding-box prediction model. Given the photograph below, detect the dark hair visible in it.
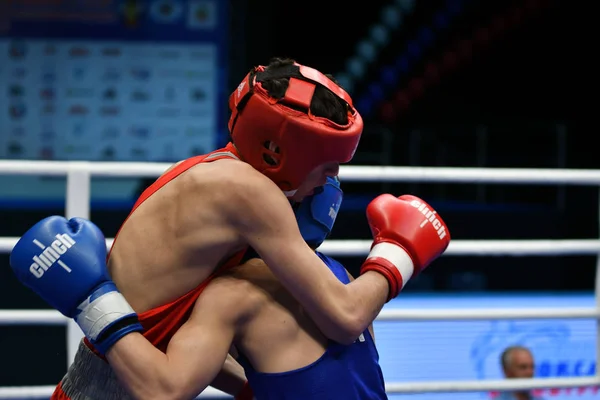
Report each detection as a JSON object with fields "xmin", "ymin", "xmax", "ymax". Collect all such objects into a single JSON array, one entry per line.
[{"xmin": 257, "ymin": 57, "xmax": 349, "ymax": 125}]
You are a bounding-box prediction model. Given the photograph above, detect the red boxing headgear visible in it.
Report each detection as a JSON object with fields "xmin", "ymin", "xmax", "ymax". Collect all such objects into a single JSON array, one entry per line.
[{"xmin": 228, "ymin": 62, "xmax": 363, "ymax": 194}]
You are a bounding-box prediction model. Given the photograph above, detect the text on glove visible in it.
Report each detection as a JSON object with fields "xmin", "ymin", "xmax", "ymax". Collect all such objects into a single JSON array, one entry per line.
[
  {"xmin": 409, "ymin": 200, "xmax": 447, "ymax": 240},
  {"xmin": 29, "ymin": 233, "xmax": 75, "ymax": 278}
]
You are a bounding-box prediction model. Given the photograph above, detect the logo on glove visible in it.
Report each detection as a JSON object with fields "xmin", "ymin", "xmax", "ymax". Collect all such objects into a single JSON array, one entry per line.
[
  {"xmin": 29, "ymin": 233, "xmax": 76, "ymax": 278},
  {"xmin": 409, "ymin": 200, "xmax": 447, "ymax": 240}
]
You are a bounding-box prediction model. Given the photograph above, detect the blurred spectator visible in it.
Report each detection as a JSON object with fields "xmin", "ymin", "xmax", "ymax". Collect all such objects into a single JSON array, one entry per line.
[{"xmin": 497, "ymin": 346, "xmax": 545, "ymax": 400}]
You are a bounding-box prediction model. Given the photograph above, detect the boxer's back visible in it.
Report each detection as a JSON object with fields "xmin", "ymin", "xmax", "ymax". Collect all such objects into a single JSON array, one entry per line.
[
  {"xmin": 107, "ymin": 146, "xmax": 248, "ymax": 313},
  {"xmin": 220, "ymin": 254, "xmax": 387, "ymax": 399}
]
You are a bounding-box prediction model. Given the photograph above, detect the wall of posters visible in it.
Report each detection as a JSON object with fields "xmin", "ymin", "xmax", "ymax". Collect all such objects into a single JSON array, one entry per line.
[{"xmin": 0, "ymin": 0, "xmax": 228, "ymax": 201}]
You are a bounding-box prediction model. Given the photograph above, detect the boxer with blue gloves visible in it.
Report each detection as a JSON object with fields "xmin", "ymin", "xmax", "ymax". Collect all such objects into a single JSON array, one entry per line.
[
  {"xmin": 11, "ymin": 178, "xmax": 450, "ymax": 400},
  {"xmin": 10, "ymin": 217, "xmax": 142, "ymax": 356},
  {"xmin": 10, "ymin": 177, "xmax": 391, "ymax": 399}
]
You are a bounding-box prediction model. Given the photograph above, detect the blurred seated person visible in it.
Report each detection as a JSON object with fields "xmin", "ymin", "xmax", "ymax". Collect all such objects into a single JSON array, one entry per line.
[{"xmin": 497, "ymin": 346, "xmax": 544, "ymax": 400}]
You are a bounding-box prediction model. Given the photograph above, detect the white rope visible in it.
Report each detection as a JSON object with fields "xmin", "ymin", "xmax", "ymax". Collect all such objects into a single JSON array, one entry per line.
[
  {"xmin": 0, "ymin": 310, "xmax": 67, "ymax": 325},
  {"xmin": 319, "ymin": 239, "xmax": 600, "ymax": 256},
  {"xmin": 2, "ymin": 377, "xmax": 598, "ymax": 398},
  {"xmin": 340, "ymin": 165, "xmax": 600, "ymax": 185},
  {"xmin": 1, "ymin": 306, "xmax": 597, "ymax": 326},
  {"xmin": 0, "ymin": 385, "xmax": 230, "ymax": 399},
  {"xmin": 1, "ymin": 160, "xmax": 600, "ymax": 184},
  {"xmin": 0, "ymin": 386, "xmax": 56, "ymax": 400},
  {"xmin": 384, "ymin": 376, "xmax": 600, "ymax": 393},
  {"xmin": 0, "ymin": 160, "xmax": 169, "ymax": 178},
  {"xmin": 375, "ymin": 307, "xmax": 600, "ymax": 320},
  {"xmin": 3, "ymin": 235, "xmax": 598, "ymax": 325},
  {"xmin": 2, "ymin": 237, "xmax": 600, "ymax": 256}
]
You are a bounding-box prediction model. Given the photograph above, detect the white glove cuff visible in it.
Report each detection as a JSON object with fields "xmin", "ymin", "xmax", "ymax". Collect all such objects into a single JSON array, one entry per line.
[
  {"xmin": 367, "ymin": 242, "xmax": 415, "ymax": 288},
  {"xmin": 75, "ymin": 291, "xmax": 136, "ymax": 340}
]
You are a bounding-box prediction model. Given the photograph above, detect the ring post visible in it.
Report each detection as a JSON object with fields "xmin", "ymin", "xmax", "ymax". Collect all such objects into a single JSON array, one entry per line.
[{"xmin": 65, "ymin": 164, "xmax": 91, "ymax": 368}]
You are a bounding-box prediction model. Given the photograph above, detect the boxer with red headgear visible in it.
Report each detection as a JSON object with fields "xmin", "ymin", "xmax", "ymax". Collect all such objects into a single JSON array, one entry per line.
[
  {"xmin": 228, "ymin": 62, "xmax": 362, "ymax": 196},
  {"xmin": 11, "ymin": 58, "xmax": 450, "ymax": 399}
]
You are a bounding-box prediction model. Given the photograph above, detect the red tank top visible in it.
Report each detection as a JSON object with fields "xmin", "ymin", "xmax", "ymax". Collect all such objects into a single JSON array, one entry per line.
[{"xmin": 85, "ymin": 143, "xmax": 246, "ymax": 355}]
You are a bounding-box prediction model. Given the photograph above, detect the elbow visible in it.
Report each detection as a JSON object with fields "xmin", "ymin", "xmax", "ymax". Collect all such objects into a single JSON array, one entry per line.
[
  {"xmin": 322, "ymin": 301, "xmax": 367, "ymax": 345},
  {"xmin": 333, "ymin": 315, "xmax": 366, "ymax": 345}
]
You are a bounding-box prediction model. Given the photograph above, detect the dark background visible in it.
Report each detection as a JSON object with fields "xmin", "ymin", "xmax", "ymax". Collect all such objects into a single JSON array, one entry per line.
[{"xmin": 0, "ymin": 0, "xmax": 593, "ymax": 388}]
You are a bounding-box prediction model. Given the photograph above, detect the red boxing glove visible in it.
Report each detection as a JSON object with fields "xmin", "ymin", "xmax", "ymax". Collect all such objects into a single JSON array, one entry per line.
[
  {"xmin": 235, "ymin": 381, "xmax": 254, "ymax": 400},
  {"xmin": 360, "ymin": 194, "xmax": 450, "ymax": 301}
]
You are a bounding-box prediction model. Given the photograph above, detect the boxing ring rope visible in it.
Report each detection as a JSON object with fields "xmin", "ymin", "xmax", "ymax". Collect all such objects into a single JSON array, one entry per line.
[{"xmin": 0, "ymin": 160, "xmax": 599, "ymax": 398}]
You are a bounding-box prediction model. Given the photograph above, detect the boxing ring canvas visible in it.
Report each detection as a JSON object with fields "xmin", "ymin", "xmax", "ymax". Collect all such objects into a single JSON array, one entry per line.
[{"xmin": 0, "ymin": 160, "xmax": 598, "ymax": 399}]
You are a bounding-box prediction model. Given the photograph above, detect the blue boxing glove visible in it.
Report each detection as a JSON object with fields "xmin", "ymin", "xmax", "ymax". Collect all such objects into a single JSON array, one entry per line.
[
  {"xmin": 295, "ymin": 176, "xmax": 343, "ymax": 248},
  {"xmin": 10, "ymin": 216, "xmax": 143, "ymax": 355}
]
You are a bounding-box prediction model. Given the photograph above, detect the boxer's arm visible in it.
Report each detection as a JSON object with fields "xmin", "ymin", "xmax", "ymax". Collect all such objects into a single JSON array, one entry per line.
[
  {"xmin": 106, "ymin": 279, "xmax": 251, "ymax": 400},
  {"xmin": 344, "ymin": 268, "xmax": 376, "ymax": 343},
  {"xmin": 226, "ymin": 168, "xmax": 389, "ymax": 345}
]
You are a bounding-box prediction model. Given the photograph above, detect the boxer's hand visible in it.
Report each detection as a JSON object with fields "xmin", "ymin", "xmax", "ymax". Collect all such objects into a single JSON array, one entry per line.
[
  {"xmin": 10, "ymin": 216, "xmax": 143, "ymax": 354},
  {"xmin": 360, "ymin": 195, "xmax": 450, "ymax": 301}
]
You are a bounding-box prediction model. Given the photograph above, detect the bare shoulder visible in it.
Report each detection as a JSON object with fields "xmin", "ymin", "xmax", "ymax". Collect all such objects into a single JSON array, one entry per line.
[
  {"xmin": 216, "ymin": 159, "xmax": 284, "ymax": 201},
  {"xmin": 186, "ymin": 158, "xmax": 281, "ymax": 198},
  {"xmin": 195, "ymin": 259, "xmax": 273, "ymax": 322},
  {"xmin": 186, "ymin": 159, "xmax": 291, "ymax": 228}
]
